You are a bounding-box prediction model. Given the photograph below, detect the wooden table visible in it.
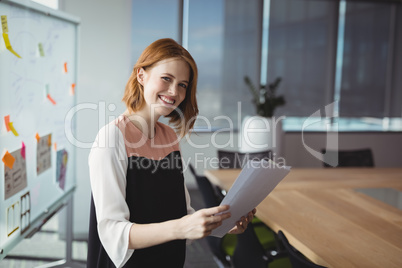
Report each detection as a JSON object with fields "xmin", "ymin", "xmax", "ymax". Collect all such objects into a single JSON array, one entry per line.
[{"xmin": 204, "ymin": 168, "xmax": 402, "ymax": 268}]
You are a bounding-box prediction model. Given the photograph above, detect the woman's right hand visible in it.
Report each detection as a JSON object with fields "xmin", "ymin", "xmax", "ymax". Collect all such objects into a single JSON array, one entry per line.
[{"xmin": 176, "ymin": 205, "xmax": 231, "ymax": 240}]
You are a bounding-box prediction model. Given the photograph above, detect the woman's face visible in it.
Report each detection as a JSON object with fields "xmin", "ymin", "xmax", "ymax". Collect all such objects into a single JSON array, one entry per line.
[{"xmin": 138, "ymin": 58, "xmax": 189, "ymax": 118}]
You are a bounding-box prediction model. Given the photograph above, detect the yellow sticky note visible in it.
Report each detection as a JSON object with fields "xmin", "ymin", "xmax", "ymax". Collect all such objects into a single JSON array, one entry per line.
[
  {"xmin": 8, "ymin": 122, "xmax": 19, "ymax": 136},
  {"xmin": 3, "ymin": 32, "xmax": 11, "ymax": 48},
  {"xmin": 47, "ymin": 134, "xmax": 52, "ymax": 147},
  {"xmin": 2, "ymin": 151, "xmax": 15, "ymax": 169},
  {"xmin": 38, "ymin": 43, "xmax": 45, "ymax": 57},
  {"xmin": 2, "ymin": 33, "xmax": 22, "ymax": 58},
  {"xmin": 1, "ymin": 15, "xmax": 8, "ymax": 33}
]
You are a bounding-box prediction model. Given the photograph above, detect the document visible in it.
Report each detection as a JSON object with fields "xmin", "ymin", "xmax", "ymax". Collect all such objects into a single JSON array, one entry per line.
[{"xmin": 211, "ymin": 159, "xmax": 291, "ymax": 237}]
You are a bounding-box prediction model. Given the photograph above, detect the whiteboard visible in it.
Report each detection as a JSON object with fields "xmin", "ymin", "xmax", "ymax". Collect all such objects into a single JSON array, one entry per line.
[{"xmin": 0, "ymin": 0, "xmax": 79, "ymax": 259}]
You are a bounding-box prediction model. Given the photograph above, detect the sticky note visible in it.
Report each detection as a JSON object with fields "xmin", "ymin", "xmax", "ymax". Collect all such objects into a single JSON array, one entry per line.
[
  {"xmin": 4, "ymin": 115, "xmax": 10, "ymax": 131},
  {"xmin": 35, "ymin": 133, "xmax": 40, "ymax": 142},
  {"xmin": 47, "ymin": 134, "xmax": 52, "ymax": 147},
  {"xmin": 1, "ymin": 15, "xmax": 8, "ymax": 33},
  {"xmin": 8, "ymin": 122, "xmax": 19, "ymax": 136},
  {"xmin": 3, "ymin": 33, "xmax": 22, "ymax": 58},
  {"xmin": 2, "ymin": 151, "xmax": 15, "ymax": 169},
  {"xmin": 21, "ymin": 142, "xmax": 26, "ymax": 159},
  {"xmin": 54, "ymin": 143, "xmax": 57, "ymax": 151},
  {"xmin": 47, "ymin": 94, "xmax": 56, "ymax": 105},
  {"xmin": 38, "ymin": 43, "xmax": 45, "ymax": 57},
  {"xmin": 64, "ymin": 62, "xmax": 68, "ymax": 73},
  {"xmin": 70, "ymin": 83, "xmax": 76, "ymax": 96}
]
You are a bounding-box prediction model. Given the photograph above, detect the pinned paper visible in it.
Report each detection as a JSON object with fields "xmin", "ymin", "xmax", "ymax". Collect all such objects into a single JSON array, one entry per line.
[
  {"xmin": 38, "ymin": 43, "xmax": 45, "ymax": 57},
  {"xmin": 2, "ymin": 150, "xmax": 15, "ymax": 169},
  {"xmin": 70, "ymin": 83, "xmax": 76, "ymax": 96},
  {"xmin": 47, "ymin": 94, "xmax": 56, "ymax": 105},
  {"xmin": 56, "ymin": 149, "xmax": 68, "ymax": 190},
  {"xmin": 4, "ymin": 115, "xmax": 10, "ymax": 131},
  {"xmin": 8, "ymin": 122, "xmax": 19, "ymax": 136},
  {"xmin": 4, "ymin": 149, "xmax": 27, "ymax": 200},
  {"xmin": 64, "ymin": 62, "xmax": 68, "ymax": 73},
  {"xmin": 21, "ymin": 142, "xmax": 26, "ymax": 159},
  {"xmin": 35, "ymin": 133, "xmax": 40, "ymax": 142},
  {"xmin": 1, "ymin": 16, "xmax": 21, "ymax": 58},
  {"xmin": 37, "ymin": 134, "xmax": 52, "ymax": 175}
]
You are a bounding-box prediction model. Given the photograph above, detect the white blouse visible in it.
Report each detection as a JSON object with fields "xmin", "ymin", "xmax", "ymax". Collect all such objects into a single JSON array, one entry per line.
[{"xmin": 88, "ymin": 121, "xmax": 194, "ymax": 267}]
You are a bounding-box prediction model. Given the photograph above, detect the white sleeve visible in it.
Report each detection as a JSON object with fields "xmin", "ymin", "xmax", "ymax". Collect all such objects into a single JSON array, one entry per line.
[{"xmin": 88, "ymin": 124, "xmax": 134, "ymax": 268}]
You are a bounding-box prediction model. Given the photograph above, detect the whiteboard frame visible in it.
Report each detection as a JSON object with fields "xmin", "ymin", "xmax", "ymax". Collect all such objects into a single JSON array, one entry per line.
[{"xmin": 0, "ymin": 0, "xmax": 80, "ymax": 261}]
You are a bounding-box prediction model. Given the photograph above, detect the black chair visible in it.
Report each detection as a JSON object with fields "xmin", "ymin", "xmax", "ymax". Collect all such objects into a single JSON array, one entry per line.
[
  {"xmin": 277, "ymin": 230, "xmax": 326, "ymax": 268},
  {"xmin": 321, "ymin": 148, "xmax": 374, "ymax": 168},
  {"xmin": 233, "ymin": 222, "xmax": 291, "ymax": 268},
  {"xmin": 218, "ymin": 150, "xmax": 272, "ymax": 169},
  {"xmin": 188, "ymin": 164, "xmax": 236, "ymax": 267}
]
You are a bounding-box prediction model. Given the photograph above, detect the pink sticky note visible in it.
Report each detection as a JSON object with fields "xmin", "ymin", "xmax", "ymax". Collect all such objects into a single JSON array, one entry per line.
[{"xmin": 21, "ymin": 142, "xmax": 26, "ymax": 159}]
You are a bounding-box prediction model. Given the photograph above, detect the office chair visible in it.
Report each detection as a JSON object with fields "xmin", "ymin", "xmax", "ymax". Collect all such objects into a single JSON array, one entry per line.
[
  {"xmin": 321, "ymin": 148, "xmax": 374, "ymax": 168},
  {"xmin": 233, "ymin": 222, "xmax": 291, "ymax": 268},
  {"xmin": 188, "ymin": 164, "xmax": 236, "ymax": 267},
  {"xmin": 218, "ymin": 150, "xmax": 272, "ymax": 169},
  {"xmin": 277, "ymin": 230, "xmax": 326, "ymax": 268}
]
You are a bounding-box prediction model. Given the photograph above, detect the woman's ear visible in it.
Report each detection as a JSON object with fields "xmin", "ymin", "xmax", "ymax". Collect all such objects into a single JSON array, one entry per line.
[{"xmin": 137, "ymin": 68, "xmax": 145, "ymax": 85}]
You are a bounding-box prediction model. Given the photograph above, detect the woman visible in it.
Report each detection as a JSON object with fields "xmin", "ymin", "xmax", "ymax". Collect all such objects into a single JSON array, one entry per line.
[{"xmin": 87, "ymin": 38, "xmax": 255, "ymax": 267}]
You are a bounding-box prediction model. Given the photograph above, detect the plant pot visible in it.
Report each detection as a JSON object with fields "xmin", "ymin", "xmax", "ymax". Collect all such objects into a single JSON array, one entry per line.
[{"xmin": 239, "ymin": 115, "xmax": 283, "ymax": 156}]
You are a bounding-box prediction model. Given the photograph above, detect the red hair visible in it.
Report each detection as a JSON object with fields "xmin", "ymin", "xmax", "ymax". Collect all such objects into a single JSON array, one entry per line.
[{"xmin": 122, "ymin": 38, "xmax": 198, "ymax": 137}]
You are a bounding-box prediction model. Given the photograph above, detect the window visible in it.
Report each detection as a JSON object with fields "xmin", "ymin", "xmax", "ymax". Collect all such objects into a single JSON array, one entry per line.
[
  {"xmin": 130, "ymin": 0, "xmax": 402, "ymax": 131},
  {"xmin": 131, "ymin": 0, "xmax": 180, "ymax": 66}
]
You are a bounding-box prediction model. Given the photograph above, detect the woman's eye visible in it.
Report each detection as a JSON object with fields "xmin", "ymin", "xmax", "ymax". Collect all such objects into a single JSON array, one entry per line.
[
  {"xmin": 162, "ymin": 77, "xmax": 171, "ymax": 82},
  {"xmin": 179, "ymin": 83, "xmax": 187, "ymax": 89}
]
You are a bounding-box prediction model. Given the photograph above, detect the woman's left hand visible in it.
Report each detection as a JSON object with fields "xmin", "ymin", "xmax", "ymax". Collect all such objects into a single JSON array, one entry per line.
[{"xmin": 228, "ymin": 208, "xmax": 257, "ymax": 234}]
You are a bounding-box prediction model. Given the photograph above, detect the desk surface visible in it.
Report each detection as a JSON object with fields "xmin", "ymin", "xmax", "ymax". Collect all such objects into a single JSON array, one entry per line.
[{"xmin": 204, "ymin": 168, "xmax": 402, "ymax": 268}]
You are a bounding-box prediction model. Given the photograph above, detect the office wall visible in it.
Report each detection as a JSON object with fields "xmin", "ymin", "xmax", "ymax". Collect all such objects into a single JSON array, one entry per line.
[
  {"xmin": 60, "ymin": 0, "xmax": 402, "ymax": 240},
  {"xmin": 59, "ymin": 0, "xmax": 132, "ymax": 239}
]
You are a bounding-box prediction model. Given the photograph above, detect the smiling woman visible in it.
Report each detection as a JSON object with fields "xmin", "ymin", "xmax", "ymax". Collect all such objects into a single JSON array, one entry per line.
[{"xmin": 87, "ymin": 38, "xmax": 256, "ymax": 268}]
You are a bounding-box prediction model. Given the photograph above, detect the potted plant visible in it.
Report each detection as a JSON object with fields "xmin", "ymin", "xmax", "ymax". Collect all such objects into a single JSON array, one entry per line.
[
  {"xmin": 240, "ymin": 76, "xmax": 286, "ymax": 154},
  {"xmin": 244, "ymin": 76, "xmax": 285, "ymax": 117}
]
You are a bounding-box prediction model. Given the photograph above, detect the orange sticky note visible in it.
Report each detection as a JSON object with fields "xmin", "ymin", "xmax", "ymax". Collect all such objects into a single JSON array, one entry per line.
[
  {"xmin": 4, "ymin": 115, "xmax": 10, "ymax": 131},
  {"xmin": 54, "ymin": 142, "xmax": 57, "ymax": 151},
  {"xmin": 47, "ymin": 134, "xmax": 52, "ymax": 147},
  {"xmin": 2, "ymin": 151, "xmax": 15, "ymax": 169},
  {"xmin": 64, "ymin": 62, "xmax": 68, "ymax": 73},
  {"xmin": 35, "ymin": 133, "xmax": 40, "ymax": 142},
  {"xmin": 47, "ymin": 94, "xmax": 56, "ymax": 105},
  {"xmin": 8, "ymin": 122, "xmax": 18, "ymax": 136},
  {"xmin": 70, "ymin": 83, "xmax": 76, "ymax": 96}
]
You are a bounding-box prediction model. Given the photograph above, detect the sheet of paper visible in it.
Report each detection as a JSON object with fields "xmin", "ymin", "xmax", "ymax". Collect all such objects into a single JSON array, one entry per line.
[
  {"xmin": 56, "ymin": 149, "xmax": 68, "ymax": 190},
  {"xmin": 4, "ymin": 148, "xmax": 27, "ymax": 200},
  {"xmin": 211, "ymin": 159, "xmax": 291, "ymax": 238},
  {"xmin": 37, "ymin": 133, "xmax": 52, "ymax": 175}
]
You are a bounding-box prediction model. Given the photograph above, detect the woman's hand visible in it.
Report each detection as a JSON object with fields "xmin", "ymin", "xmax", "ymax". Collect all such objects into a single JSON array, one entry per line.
[
  {"xmin": 176, "ymin": 205, "xmax": 231, "ymax": 240},
  {"xmin": 228, "ymin": 208, "xmax": 256, "ymax": 234}
]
